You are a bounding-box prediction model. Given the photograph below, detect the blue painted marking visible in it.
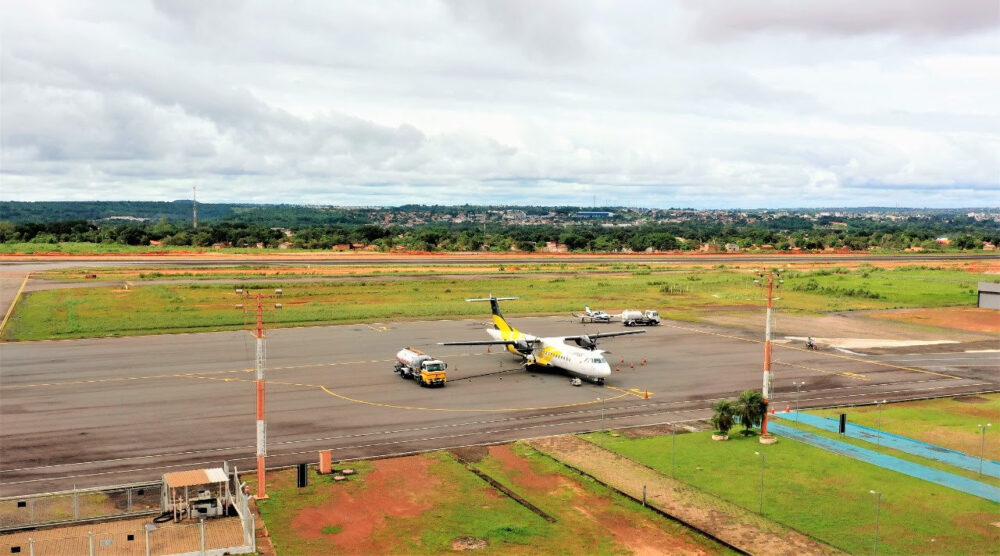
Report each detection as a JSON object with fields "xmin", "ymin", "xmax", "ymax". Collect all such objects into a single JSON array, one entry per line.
[
  {"xmin": 768, "ymin": 422, "xmax": 1000, "ymax": 503},
  {"xmin": 774, "ymin": 412, "xmax": 1000, "ymax": 479}
]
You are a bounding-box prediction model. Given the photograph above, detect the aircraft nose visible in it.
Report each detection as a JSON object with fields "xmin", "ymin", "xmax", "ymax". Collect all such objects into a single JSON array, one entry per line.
[{"xmin": 597, "ymin": 362, "xmax": 612, "ymax": 377}]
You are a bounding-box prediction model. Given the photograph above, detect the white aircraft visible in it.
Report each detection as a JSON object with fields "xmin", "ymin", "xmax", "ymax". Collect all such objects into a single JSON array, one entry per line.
[
  {"xmin": 440, "ymin": 295, "xmax": 645, "ymax": 384},
  {"xmin": 573, "ymin": 306, "xmax": 613, "ymax": 323}
]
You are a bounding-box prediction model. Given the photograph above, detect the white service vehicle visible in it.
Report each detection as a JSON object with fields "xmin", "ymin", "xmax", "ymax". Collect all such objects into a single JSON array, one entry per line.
[{"xmin": 621, "ymin": 309, "xmax": 661, "ymax": 326}]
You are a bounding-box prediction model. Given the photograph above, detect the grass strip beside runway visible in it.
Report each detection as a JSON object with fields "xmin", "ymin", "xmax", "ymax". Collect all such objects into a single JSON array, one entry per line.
[{"xmin": 4, "ymin": 267, "xmax": 991, "ymax": 341}]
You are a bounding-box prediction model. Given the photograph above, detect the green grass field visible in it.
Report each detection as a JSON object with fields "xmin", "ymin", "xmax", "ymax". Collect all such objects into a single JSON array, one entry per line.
[
  {"xmin": 809, "ymin": 395, "xmax": 1000, "ymax": 462},
  {"xmin": 5, "ymin": 266, "xmax": 992, "ymax": 341},
  {"xmin": 584, "ymin": 426, "xmax": 999, "ymax": 554}
]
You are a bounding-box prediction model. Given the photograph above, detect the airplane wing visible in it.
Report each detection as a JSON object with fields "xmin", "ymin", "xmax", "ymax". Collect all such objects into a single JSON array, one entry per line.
[
  {"xmin": 561, "ymin": 330, "xmax": 646, "ymax": 341},
  {"xmin": 438, "ymin": 339, "xmax": 539, "ymax": 346}
]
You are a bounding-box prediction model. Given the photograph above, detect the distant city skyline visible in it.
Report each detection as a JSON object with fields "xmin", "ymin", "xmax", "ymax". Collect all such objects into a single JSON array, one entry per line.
[{"xmin": 2, "ymin": 1, "xmax": 997, "ymax": 208}]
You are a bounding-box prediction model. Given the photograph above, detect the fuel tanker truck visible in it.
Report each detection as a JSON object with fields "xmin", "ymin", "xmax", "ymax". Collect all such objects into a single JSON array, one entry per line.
[{"xmin": 394, "ymin": 347, "xmax": 448, "ymax": 387}]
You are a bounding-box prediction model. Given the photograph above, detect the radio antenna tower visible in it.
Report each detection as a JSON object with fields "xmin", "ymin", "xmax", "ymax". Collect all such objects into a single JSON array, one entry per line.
[
  {"xmin": 193, "ymin": 186, "xmax": 198, "ymax": 229},
  {"xmin": 753, "ymin": 267, "xmax": 783, "ymax": 442},
  {"xmin": 236, "ymin": 288, "xmax": 283, "ymax": 499}
]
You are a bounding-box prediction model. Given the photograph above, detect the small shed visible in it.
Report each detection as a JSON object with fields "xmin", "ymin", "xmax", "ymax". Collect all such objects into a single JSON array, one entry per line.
[
  {"xmin": 162, "ymin": 467, "xmax": 231, "ymax": 521},
  {"xmin": 978, "ymin": 282, "xmax": 1000, "ymax": 310}
]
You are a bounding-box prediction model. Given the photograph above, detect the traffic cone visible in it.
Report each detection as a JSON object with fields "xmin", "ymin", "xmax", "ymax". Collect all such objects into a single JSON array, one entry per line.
[
  {"xmin": 620, "ymin": 357, "xmax": 625, "ymax": 364},
  {"xmin": 643, "ymin": 390, "xmax": 649, "ymax": 399},
  {"xmin": 785, "ymin": 403, "xmax": 791, "ymax": 413},
  {"xmin": 486, "ymin": 346, "xmax": 491, "ymax": 353},
  {"xmin": 615, "ymin": 366, "xmax": 620, "ymax": 372},
  {"xmin": 630, "ymin": 362, "xmax": 634, "ymax": 369},
  {"xmin": 641, "ymin": 358, "xmax": 647, "ymax": 366}
]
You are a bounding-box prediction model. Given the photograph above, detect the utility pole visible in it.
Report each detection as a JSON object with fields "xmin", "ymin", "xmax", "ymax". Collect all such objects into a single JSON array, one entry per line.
[
  {"xmin": 869, "ymin": 490, "xmax": 882, "ymax": 555},
  {"xmin": 236, "ymin": 288, "xmax": 283, "ymax": 499},
  {"xmin": 875, "ymin": 399, "xmax": 887, "ymax": 450},
  {"xmin": 978, "ymin": 423, "xmax": 992, "ymax": 476},
  {"xmin": 193, "ymin": 185, "xmax": 198, "ymax": 229},
  {"xmin": 793, "ymin": 381, "xmax": 806, "ymax": 426},
  {"xmin": 754, "ymin": 268, "xmax": 782, "ymax": 439}
]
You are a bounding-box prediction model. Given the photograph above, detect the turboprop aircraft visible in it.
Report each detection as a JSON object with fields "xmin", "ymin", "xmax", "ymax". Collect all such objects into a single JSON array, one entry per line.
[
  {"xmin": 440, "ymin": 295, "xmax": 644, "ymax": 384},
  {"xmin": 573, "ymin": 306, "xmax": 613, "ymax": 323}
]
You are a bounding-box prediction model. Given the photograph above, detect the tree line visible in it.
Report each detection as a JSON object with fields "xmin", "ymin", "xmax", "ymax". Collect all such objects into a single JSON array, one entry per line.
[{"xmin": 0, "ymin": 218, "xmax": 995, "ymax": 252}]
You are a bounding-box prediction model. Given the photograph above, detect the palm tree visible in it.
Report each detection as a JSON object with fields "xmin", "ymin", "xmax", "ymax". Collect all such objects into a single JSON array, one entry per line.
[
  {"xmin": 711, "ymin": 399, "xmax": 735, "ymax": 436},
  {"xmin": 736, "ymin": 390, "xmax": 766, "ymax": 436}
]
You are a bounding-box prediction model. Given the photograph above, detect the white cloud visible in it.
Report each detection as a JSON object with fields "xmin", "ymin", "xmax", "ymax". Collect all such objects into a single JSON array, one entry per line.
[{"xmin": 1, "ymin": 0, "xmax": 997, "ymax": 208}]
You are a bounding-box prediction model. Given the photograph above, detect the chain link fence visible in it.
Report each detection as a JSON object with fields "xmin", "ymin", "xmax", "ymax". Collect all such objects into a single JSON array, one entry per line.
[
  {"xmin": 0, "ymin": 483, "xmax": 162, "ymax": 531},
  {"xmin": 0, "ymin": 468, "xmax": 254, "ymax": 555},
  {"xmin": 0, "ymin": 517, "xmax": 250, "ymax": 555}
]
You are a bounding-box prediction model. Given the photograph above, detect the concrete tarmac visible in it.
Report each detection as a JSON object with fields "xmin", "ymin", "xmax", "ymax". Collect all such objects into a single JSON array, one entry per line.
[{"xmin": 1, "ymin": 315, "xmax": 996, "ymax": 496}]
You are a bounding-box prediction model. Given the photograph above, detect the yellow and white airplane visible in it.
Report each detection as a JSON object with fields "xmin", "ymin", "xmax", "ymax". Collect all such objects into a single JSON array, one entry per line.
[{"xmin": 440, "ymin": 295, "xmax": 645, "ymax": 384}]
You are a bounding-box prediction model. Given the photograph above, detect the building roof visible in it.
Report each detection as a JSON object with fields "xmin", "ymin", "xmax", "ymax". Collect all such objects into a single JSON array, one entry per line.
[
  {"xmin": 163, "ymin": 468, "xmax": 227, "ymax": 488},
  {"xmin": 979, "ymin": 282, "xmax": 1000, "ymax": 294}
]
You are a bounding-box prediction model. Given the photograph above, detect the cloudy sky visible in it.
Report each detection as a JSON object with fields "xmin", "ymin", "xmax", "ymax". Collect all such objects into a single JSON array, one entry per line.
[{"xmin": 2, "ymin": 1, "xmax": 998, "ymax": 208}]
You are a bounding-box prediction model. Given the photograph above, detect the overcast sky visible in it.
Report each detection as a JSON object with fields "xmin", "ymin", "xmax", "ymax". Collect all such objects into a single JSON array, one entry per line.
[{"xmin": 2, "ymin": 1, "xmax": 998, "ymax": 208}]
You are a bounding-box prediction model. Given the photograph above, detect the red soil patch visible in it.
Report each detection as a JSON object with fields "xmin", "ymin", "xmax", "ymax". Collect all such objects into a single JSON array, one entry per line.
[
  {"xmin": 489, "ymin": 444, "xmax": 712, "ymax": 554},
  {"xmin": 870, "ymin": 307, "xmax": 1000, "ymax": 333},
  {"xmin": 488, "ymin": 444, "xmax": 563, "ymax": 491},
  {"xmin": 290, "ymin": 455, "xmax": 439, "ymax": 552}
]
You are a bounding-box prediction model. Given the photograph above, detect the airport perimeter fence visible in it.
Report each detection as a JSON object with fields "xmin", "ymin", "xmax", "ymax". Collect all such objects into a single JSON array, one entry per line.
[
  {"xmin": 0, "ymin": 468, "xmax": 255, "ymax": 555},
  {"xmin": 0, "ymin": 482, "xmax": 162, "ymax": 532},
  {"xmin": 0, "ymin": 516, "xmax": 251, "ymax": 556}
]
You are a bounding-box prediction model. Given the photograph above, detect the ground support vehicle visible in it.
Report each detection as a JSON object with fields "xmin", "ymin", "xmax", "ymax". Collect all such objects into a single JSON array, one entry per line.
[
  {"xmin": 621, "ymin": 310, "xmax": 661, "ymax": 326},
  {"xmin": 394, "ymin": 347, "xmax": 447, "ymax": 387}
]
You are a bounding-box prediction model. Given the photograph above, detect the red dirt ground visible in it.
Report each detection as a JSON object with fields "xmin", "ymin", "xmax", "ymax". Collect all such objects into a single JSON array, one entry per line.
[
  {"xmin": 290, "ymin": 455, "xmax": 439, "ymax": 553},
  {"xmin": 488, "ymin": 444, "xmax": 714, "ymax": 555},
  {"xmin": 870, "ymin": 307, "xmax": 1000, "ymax": 333}
]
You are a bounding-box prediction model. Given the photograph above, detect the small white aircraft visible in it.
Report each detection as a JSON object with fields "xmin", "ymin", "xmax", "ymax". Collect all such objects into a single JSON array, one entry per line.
[
  {"xmin": 440, "ymin": 295, "xmax": 645, "ymax": 384},
  {"xmin": 573, "ymin": 306, "xmax": 613, "ymax": 323}
]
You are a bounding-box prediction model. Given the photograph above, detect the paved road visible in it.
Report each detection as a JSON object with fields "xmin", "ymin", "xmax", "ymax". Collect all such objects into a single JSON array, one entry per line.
[
  {"xmin": 2, "ymin": 253, "xmax": 996, "ymax": 270},
  {"xmin": 1, "ymin": 316, "xmax": 995, "ymax": 496}
]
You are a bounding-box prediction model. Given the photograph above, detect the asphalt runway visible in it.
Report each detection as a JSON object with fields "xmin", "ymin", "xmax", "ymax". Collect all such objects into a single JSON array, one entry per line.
[{"xmin": 1, "ymin": 315, "xmax": 996, "ymax": 496}]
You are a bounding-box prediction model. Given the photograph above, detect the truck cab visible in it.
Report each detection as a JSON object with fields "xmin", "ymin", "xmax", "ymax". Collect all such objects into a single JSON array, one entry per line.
[{"xmin": 419, "ymin": 360, "xmax": 447, "ymax": 387}]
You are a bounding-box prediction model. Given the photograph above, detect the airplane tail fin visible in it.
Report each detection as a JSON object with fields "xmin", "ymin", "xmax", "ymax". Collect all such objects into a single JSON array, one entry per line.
[{"xmin": 466, "ymin": 294, "xmax": 518, "ymax": 333}]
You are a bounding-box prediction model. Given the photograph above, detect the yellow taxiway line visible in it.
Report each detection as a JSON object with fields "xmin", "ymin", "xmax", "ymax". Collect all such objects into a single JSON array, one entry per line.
[{"xmin": 0, "ymin": 273, "xmax": 30, "ymax": 335}]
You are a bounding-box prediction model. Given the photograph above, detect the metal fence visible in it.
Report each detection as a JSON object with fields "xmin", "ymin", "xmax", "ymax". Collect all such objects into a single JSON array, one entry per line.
[
  {"xmin": 229, "ymin": 466, "xmax": 256, "ymax": 552},
  {"xmin": 0, "ymin": 517, "xmax": 252, "ymax": 556},
  {"xmin": 0, "ymin": 466, "xmax": 255, "ymax": 555},
  {"xmin": 0, "ymin": 482, "xmax": 162, "ymax": 532}
]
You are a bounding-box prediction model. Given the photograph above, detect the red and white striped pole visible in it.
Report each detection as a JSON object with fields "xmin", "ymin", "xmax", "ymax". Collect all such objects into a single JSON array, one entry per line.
[
  {"xmin": 761, "ymin": 273, "xmax": 774, "ymax": 436},
  {"xmin": 254, "ymin": 294, "xmax": 268, "ymax": 499}
]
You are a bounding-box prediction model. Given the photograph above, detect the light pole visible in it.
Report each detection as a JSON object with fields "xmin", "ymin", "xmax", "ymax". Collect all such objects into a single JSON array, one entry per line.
[
  {"xmin": 978, "ymin": 423, "xmax": 992, "ymax": 476},
  {"xmin": 597, "ymin": 397, "xmax": 605, "ymax": 432},
  {"xmin": 869, "ymin": 490, "xmax": 882, "ymax": 555},
  {"xmin": 875, "ymin": 400, "xmax": 887, "ymax": 450},
  {"xmin": 671, "ymin": 422, "xmax": 677, "ymax": 478},
  {"xmin": 793, "ymin": 381, "xmax": 806, "ymax": 426},
  {"xmin": 754, "ymin": 451, "xmax": 766, "ymax": 514}
]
